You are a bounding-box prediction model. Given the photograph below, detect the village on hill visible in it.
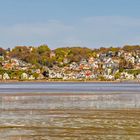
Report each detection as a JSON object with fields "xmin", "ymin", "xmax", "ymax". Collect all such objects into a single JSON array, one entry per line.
[{"xmin": 0, "ymin": 45, "xmax": 140, "ymax": 82}]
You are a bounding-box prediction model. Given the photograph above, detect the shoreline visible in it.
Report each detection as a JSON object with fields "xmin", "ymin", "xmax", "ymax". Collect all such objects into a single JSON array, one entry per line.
[
  {"xmin": 0, "ymin": 79, "xmax": 139, "ymax": 83},
  {"xmin": 0, "ymin": 92, "xmax": 139, "ymax": 97}
]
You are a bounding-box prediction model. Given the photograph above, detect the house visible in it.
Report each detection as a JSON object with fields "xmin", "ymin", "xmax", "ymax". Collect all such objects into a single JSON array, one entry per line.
[
  {"xmin": 29, "ymin": 75, "xmax": 35, "ymax": 80},
  {"xmin": 32, "ymin": 69, "xmax": 41, "ymax": 74},
  {"xmin": 63, "ymin": 58, "xmax": 70, "ymax": 64},
  {"xmin": 11, "ymin": 58, "xmax": 20, "ymax": 66},
  {"xmin": 0, "ymin": 56, "xmax": 4, "ymax": 61},
  {"xmin": 127, "ymin": 56, "xmax": 135, "ymax": 64},
  {"xmin": 121, "ymin": 72, "xmax": 134, "ymax": 80},
  {"xmin": 126, "ymin": 74, "xmax": 134, "ymax": 80},
  {"xmin": 80, "ymin": 59, "xmax": 88, "ymax": 65},
  {"xmin": 83, "ymin": 64, "xmax": 91, "ymax": 70},
  {"xmin": 29, "ymin": 47, "xmax": 34, "ymax": 52},
  {"xmin": 49, "ymin": 70, "xmax": 63, "ymax": 79},
  {"xmin": 56, "ymin": 72, "xmax": 63, "ymax": 79},
  {"xmin": 77, "ymin": 71, "xmax": 86, "ymax": 79},
  {"xmin": 0, "ymin": 75, "xmax": 2, "ymax": 80},
  {"xmin": 42, "ymin": 71, "xmax": 49, "ymax": 78},
  {"xmin": 90, "ymin": 74, "xmax": 97, "ymax": 79},
  {"xmin": 70, "ymin": 62, "xmax": 78, "ymax": 70},
  {"xmin": 37, "ymin": 74, "xmax": 45, "ymax": 80},
  {"xmin": 50, "ymin": 51, "xmax": 56, "ymax": 58},
  {"xmin": 6, "ymin": 48, "xmax": 11, "ymax": 53},
  {"xmin": 21, "ymin": 73, "xmax": 28, "ymax": 80},
  {"xmin": 88, "ymin": 57, "xmax": 94, "ymax": 64},
  {"xmin": 3, "ymin": 63, "xmax": 12, "ymax": 70},
  {"xmin": 104, "ymin": 68, "xmax": 112, "ymax": 75},
  {"xmin": 104, "ymin": 58, "xmax": 115, "ymax": 68},
  {"xmin": 91, "ymin": 61, "xmax": 99, "ymax": 69},
  {"xmin": 136, "ymin": 74, "xmax": 140, "ymax": 81},
  {"xmin": 3, "ymin": 73, "xmax": 10, "ymax": 80},
  {"xmin": 63, "ymin": 75, "xmax": 69, "ymax": 80},
  {"xmin": 85, "ymin": 70, "xmax": 92, "ymax": 78},
  {"xmin": 104, "ymin": 74, "xmax": 114, "ymax": 80},
  {"xmin": 49, "ymin": 70, "xmax": 56, "ymax": 78}
]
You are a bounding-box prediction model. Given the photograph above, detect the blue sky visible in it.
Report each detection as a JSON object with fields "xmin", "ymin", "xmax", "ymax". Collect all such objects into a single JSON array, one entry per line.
[{"xmin": 0, "ymin": 0, "xmax": 140, "ymax": 49}]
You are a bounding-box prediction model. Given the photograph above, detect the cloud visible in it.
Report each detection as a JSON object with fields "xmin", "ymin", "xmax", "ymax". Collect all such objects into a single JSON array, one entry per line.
[
  {"xmin": 0, "ymin": 16, "xmax": 140, "ymax": 49},
  {"xmin": 0, "ymin": 20, "xmax": 74, "ymax": 48},
  {"xmin": 77, "ymin": 16, "xmax": 140, "ymax": 44}
]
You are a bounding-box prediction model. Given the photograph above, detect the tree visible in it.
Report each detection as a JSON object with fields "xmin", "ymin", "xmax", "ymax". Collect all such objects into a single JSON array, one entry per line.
[
  {"xmin": 37, "ymin": 45, "xmax": 50, "ymax": 55},
  {"xmin": 123, "ymin": 45, "xmax": 140, "ymax": 52},
  {"xmin": 0, "ymin": 48, "xmax": 5, "ymax": 56},
  {"xmin": 37, "ymin": 45, "xmax": 51, "ymax": 66},
  {"xmin": 119, "ymin": 58, "xmax": 134, "ymax": 69},
  {"xmin": 114, "ymin": 72, "xmax": 121, "ymax": 79}
]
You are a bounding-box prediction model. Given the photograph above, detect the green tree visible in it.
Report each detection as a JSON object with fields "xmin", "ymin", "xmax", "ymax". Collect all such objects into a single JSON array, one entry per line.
[{"xmin": 37, "ymin": 45, "xmax": 50, "ymax": 55}]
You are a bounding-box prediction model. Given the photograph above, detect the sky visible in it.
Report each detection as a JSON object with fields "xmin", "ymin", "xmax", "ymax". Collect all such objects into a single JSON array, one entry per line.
[{"xmin": 0, "ymin": 0, "xmax": 140, "ymax": 49}]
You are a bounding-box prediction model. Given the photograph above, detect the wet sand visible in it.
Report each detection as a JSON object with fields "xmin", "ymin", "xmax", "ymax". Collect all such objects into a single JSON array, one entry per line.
[{"xmin": 0, "ymin": 94, "xmax": 140, "ymax": 140}]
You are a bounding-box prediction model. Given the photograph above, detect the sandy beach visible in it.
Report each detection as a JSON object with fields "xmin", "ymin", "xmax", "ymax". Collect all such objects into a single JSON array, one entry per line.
[
  {"xmin": 0, "ymin": 93, "xmax": 140, "ymax": 140},
  {"xmin": 0, "ymin": 82, "xmax": 140, "ymax": 139}
]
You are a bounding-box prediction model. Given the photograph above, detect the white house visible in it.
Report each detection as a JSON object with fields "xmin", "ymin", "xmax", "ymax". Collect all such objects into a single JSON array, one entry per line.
[
  {"xmin": 121, "ymin": 72, "xmax": 134, "ymax": 80},
  {"xmin": 29, "ymin": 75, "xmax": 35, "ymax": 80},
  {"xmin": 136, "ymin": 74, "xmax": 140, "ymax": 81},
  {"xmin": 3, "ymin": 73, "xmax": 10, "ymax": 80},
  {"xmin": 21, "ymin": 73, "xmax": 28, "ymax": 80}
]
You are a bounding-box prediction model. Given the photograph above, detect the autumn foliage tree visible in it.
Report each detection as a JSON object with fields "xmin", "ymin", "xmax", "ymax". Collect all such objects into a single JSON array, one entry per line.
[
  {"xmin": 10, "ymin": 45, "xmax": 51, "ymax": 66},
  {"xmin": 8, "ymin": 44, "xmax": 140, "ymax": 68},
  {"xmin": 119, "ymin": 58, "xmax": 134, "ymax": 69},
  {"xmin": 55, "ymin": 47, "xmax": 93, "ymax": 63},
  {"xmin": 0, "ymin": 47, "xmax": 5, "ymax": 56},
  {"xmin": 123, "ymin": 45, "xmax": 140, "ymax": 52}
]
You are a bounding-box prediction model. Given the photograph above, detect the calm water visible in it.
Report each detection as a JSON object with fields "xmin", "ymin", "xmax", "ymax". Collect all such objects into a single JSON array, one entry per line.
[
  {"xmin": 0, "ymin": 82, "xmax": 140, "ymax": 94},
  {"xmin": 0, "ymin": 82, "xmax": 140, "ymax": 140}
]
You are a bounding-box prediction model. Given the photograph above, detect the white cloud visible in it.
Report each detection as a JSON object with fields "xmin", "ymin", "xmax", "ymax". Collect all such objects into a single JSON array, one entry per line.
[
  {"xmin": 0, "ymin": 20, "xmax": 74, "ymax": 48},
  {"xmin": 0, "ymin": 16, "xmax": 140, "ymax": 49}
]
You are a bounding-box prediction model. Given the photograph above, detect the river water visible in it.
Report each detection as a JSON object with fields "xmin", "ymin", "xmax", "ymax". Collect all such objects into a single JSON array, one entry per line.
[
  {"xmin": 0, "ymin": 82, "xmax": 140, "ymax": 94},
  {"xmin": 0, "ymin": 82, "xmax": 140, "ymax": 140}
]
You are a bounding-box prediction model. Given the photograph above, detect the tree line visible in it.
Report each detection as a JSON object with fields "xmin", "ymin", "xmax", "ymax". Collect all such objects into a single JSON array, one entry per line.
[{"xmin": 0, "ymin": 45, "xmax": 140, "ymax": 68}]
